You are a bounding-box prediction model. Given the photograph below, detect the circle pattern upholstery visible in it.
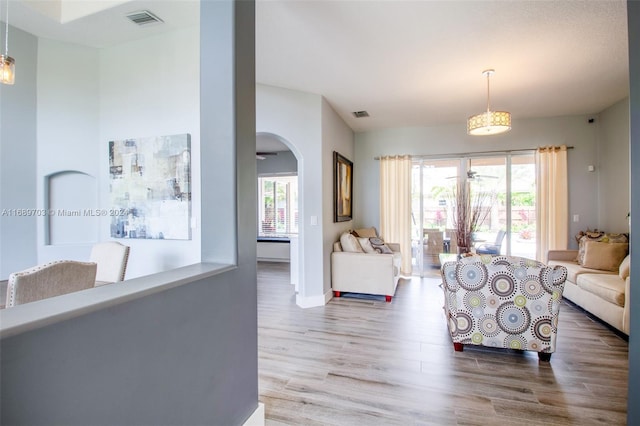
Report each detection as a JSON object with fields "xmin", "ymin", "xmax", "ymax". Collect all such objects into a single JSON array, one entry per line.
[
  {"xmin": 496, "ymin": 302, "xmax": 532, "ymax": 334},
  {"xmin": 440, "ymin": 255, "xmax": 567, "ymax": 357},
  {"xmin": 456, "ymin": 263, "xmax": 488, "ymax": 291}
]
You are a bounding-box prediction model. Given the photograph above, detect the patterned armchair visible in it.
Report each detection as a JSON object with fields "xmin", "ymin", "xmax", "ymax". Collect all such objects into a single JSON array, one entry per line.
[{"xmin": 441, "ymin": 255, "xmax": 568, "ymax": 361}]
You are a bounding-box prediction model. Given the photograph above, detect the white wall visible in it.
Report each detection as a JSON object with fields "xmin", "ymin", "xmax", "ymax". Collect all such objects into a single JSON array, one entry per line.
[
  {"xmin": 355, "ymin": 115, "xmax": 602, "ymax": 249},
  {"xmin": 256, "ymin": 85, "xmax": 354, "ymax": 306},
  {"xmin": 321, "ymin": 98, "xmax": 355, "ymax": 295},
  {"xmin": 36, "ymin": 38, "xmax": 100, "ymax": 264},
  {"xmin": 99, "ymin": 27, "xmax": 201, "ymax": 278},
  {"xmin": 30, "ymin": 27, "xmax": 200, "ymax": 279},
  {"xmin": 256, "ymin": 84, "xmax": 323, "ymax": 305},
  {"xmin": 0, "ymin": 26, "xmax": 39, "ymax": 279},
  {"xmin": 597, "ymin": 98, "xmax": 630, "ymax": 233}
]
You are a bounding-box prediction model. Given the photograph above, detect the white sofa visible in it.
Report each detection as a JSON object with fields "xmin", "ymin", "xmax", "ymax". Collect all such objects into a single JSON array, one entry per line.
[
  {"xmin": 548, "ymin": 249, "xmax": 630, "ymax": 335},
  {"xmin": 331, "ymin": 227, "xmax": 402, "ymax": 302}
]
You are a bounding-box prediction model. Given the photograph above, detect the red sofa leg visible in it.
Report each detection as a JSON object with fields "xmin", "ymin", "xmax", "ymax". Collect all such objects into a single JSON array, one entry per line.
[
  {"xmin": 385, "ymin": 295, "xmax": 392, "ymax": 302},
  {"xmin": 453, "ymin": 342, "xmax": 464, "ymax": 352},
  {"xmin": 334, "ymin": 291, "xmax": 341, "ymax": 298}
]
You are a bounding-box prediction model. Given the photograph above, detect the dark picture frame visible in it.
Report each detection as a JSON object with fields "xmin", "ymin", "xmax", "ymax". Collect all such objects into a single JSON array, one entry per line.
[{"xmin": 333, "ymin": 151, "xmax": 353, "ymax": 222}]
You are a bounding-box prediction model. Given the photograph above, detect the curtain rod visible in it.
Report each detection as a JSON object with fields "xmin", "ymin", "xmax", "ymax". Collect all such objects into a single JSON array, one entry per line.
[{"xmin": 374, "ymin": 146, "xmax": 574, "ymax": 160}]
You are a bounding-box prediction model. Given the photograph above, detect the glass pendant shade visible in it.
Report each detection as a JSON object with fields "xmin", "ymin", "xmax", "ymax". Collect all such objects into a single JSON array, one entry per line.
[
  {"xmin": 467, "ymin": 110, "xmax": 511, "ymax": 135},
  {"xmin": 0, "ymin": 54, "xmax": 14, "ymax": 85}
]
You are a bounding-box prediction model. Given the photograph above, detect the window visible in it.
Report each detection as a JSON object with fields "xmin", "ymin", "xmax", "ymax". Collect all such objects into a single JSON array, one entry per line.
[
  {"xmin": 411, "ymin": 154, "xmax": 536, "ymax": 276},
  {"xmin": 258, "ymin": 175, "xmax": 298, "ymax": 237}
]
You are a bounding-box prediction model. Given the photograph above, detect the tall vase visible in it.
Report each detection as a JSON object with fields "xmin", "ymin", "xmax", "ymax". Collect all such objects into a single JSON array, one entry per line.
[{"xmin": 457, "ymin": 245, "xmax": 470, "ymax": 259}]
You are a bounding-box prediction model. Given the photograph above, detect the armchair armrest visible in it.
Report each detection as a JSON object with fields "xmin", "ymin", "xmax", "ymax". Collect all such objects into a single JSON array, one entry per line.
[{"xmin": 547, "ymin": 249, "xmax": 578, "ymax": 263}]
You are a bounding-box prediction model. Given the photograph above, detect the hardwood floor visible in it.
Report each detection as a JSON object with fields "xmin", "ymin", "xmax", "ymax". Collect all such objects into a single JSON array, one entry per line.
[{"xmin": 257, "ymin": 262, "xmax": 628, "ymax": 425}]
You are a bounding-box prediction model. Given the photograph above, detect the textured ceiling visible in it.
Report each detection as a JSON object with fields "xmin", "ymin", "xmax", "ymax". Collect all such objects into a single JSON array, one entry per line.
[
  {"xmin": 8, "ymin": 0, "xmax": 630, "ymax": 136},
  {"xmin": 256, "ymin": 0, "xmax": 629, "ymax": 132}
]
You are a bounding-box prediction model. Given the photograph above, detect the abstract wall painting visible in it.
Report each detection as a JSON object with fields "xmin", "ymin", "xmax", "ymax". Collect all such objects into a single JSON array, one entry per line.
[{"xmin": 109, "ymin": 133, "xmax": 191, "ymax": 240}]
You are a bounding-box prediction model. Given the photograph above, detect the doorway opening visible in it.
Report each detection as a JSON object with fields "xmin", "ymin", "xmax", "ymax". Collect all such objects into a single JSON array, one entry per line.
[{"xmin": 256, "ymin": 132, "xmax": 301, "ymax": 290}]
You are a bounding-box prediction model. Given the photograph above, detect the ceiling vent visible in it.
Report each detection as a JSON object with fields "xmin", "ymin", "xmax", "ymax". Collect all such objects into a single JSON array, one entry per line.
[
  {"xmin": 126, "ymin": 10, "xmax": 164, "ymax": 26},
  {"xmin": 352, "ymin": 111, "xmax": 370, "ymax": 118}
]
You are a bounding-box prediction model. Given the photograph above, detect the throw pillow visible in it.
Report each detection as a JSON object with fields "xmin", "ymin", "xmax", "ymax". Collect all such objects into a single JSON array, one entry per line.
[
  {"xmin": 619, "ymin": 254, "xmax": 631, "ymax": 280},
  {"xmin": 358, "ymin": 237, "xmax": 377, "ymax": 254},
  {"xmin": 576, "ymin": 232, "xmax": 628, "ymax": 264},
  {"xmin": 340, "ymin": 232, "xmax": 364, "ymax": 253},
  {"xmin": 354, "ymin": 227, "xmax": 378, "ymax": 238},
  {"xmin": 582, "ymin": 241, "xmax": 629, "ymax": 272},
  {"xmin": 369, "ymin": 237, "xmax": 393, "ymax": 254}
]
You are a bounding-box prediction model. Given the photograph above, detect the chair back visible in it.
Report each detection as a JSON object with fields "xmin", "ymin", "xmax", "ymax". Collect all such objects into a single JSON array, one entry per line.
[
  {"xmin": 445, "ymin": 229, "xmax": 458, "ymax": 253},
  {"xmin": 424, "ymin": 229, "xmax": 444, "ymax": 254},
  {"xmin": 441, "ymin": 255, "xmax": 568, "ymax": 354},
  {"xmin": 90, "ymin": 241, "xmax": 130, "ymax": 284},
  {"xmin": 6, "ymin": 260, "xmax": 97, "ymax": 307},
  {"xmin": 494, "ymin": 230, "xmax": 507, "ymax": 247}
]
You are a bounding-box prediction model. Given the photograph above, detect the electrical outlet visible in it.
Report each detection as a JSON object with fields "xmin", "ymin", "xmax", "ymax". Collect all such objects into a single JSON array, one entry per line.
[{"xmin": 573, "ymin": 214, "xmax": 579, "ymax": 222}]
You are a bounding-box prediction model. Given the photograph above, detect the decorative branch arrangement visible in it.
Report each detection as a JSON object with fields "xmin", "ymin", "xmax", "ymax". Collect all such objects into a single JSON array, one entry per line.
[{"xmin": 449, "ymin": 180, "xmax": 496, "ymax": 253}]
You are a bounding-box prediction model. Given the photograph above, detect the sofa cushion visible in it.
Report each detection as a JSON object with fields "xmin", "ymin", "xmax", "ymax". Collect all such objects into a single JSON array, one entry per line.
[
  {"xmin": 354, "ymin": 227, "xmax": 378, "ymax": 238},
  {"xmin": 340, "ymin": 232, "xmax": 364, "ymax": 252},
  {"xmin": 582, "ymin": 241, "xmax": 629, "ymax": 272},
  {"xmin": 619, "ymin": 255, "xmax": 631, "ymax": 279},
  {"xmin": 576, "ymin": 232, "xmax": 628, "ymax": 264},
  {"xmin": 547, "ymin": 260, "xmax": 616, "ymax": 283},
  {"xmin": 576, "ymin": 273, "xmax": 626, "ymax": 307},
  {"xmin": 369, "ymin": 237, "xmax": 393, "ymax": 254},
  {"xmin": 358, "ymin": 237, "xmax": 378, "ymax": 254}
]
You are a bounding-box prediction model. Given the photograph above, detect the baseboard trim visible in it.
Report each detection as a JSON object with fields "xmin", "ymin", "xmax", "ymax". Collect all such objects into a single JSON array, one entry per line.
[
  {"xmin": 296, "ymin": 290, "xmax": 332, "ymax": 308},
  {"xmin": 243, "ymin": 402, "xmax": 265, "ymax": 426}
]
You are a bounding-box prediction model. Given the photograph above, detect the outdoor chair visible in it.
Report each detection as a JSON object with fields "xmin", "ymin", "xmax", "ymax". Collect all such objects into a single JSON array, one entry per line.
[{"xmin": 476, "ymin": 230, "xmax": 506, "ymax": 255}]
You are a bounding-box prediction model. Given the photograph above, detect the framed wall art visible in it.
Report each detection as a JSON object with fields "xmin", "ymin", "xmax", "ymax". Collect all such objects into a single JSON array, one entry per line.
[
  {"xmin": 109, "ymin": 133, "xmax": 191, "ymax": 240},
  {"xmin": 333, "ymin": 151, "xmax": 353, "ymax": 222}
]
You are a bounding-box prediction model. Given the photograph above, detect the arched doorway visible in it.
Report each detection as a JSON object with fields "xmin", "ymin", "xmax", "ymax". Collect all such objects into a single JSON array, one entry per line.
[{"xmin": 256, "ymin": 132, "xmax": 303, "ymax": 292}]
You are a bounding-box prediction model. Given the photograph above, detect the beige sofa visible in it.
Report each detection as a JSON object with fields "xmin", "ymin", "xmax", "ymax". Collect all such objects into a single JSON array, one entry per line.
[
  {"xmin": 547, "ymin": 249, "xmax": 630, "ymax": 335},
  {"xmin": 331, "ymin": 227, "xmax": 401, "ymax": 302}
]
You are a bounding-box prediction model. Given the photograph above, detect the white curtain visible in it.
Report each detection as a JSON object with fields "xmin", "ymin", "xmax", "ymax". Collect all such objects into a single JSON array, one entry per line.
[
  {"xmin": 536, "ymin": 145, "xmax": 568, "ymax": 262},
  {"xmin": 380, "ymin": 155, "xmax": 412, "ymax": 275}
]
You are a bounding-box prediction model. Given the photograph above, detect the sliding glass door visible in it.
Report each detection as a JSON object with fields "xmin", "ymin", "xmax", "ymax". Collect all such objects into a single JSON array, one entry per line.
[
  {"xmin": 411, "ymin": 153, "xmax": 536, "ymax": 276},
  {"xmin": 411, "ymin": 159, "xmax": 460, "ymax": 275}
]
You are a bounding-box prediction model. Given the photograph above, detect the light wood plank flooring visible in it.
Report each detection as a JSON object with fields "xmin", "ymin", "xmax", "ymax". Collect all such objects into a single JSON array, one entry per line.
[{"xmin": 257, "ymin": 262, "xmax": 628, "ymax": 425}]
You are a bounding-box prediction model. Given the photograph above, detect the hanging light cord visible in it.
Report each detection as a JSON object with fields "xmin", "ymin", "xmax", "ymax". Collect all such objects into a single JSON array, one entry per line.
[
  {"xmin": 3, "ymin": 0, "xmax": 9, "ymax": 57},
  {"xmin": 485, "ymin": 70, "xmax": 492, "ymax": 114}
]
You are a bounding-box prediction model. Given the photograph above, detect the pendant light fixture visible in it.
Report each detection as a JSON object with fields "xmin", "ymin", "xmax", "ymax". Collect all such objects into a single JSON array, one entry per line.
[
  {"xmin": 467, "ymin": 69, "xmax": 510, "ymax": 135},
  {"xmin": 1, "ymin": 0, "xmax": 15, "ymax": 85}
]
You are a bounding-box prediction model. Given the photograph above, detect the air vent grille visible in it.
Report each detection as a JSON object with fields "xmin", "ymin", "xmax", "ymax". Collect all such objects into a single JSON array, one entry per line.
[
  {"xmin": 126, "ymin": 10, "xmax": 164, "ymax": 26},
  {"xmin": 352, "ymin": 111, "xmax": 370, "ymax": 118}
]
